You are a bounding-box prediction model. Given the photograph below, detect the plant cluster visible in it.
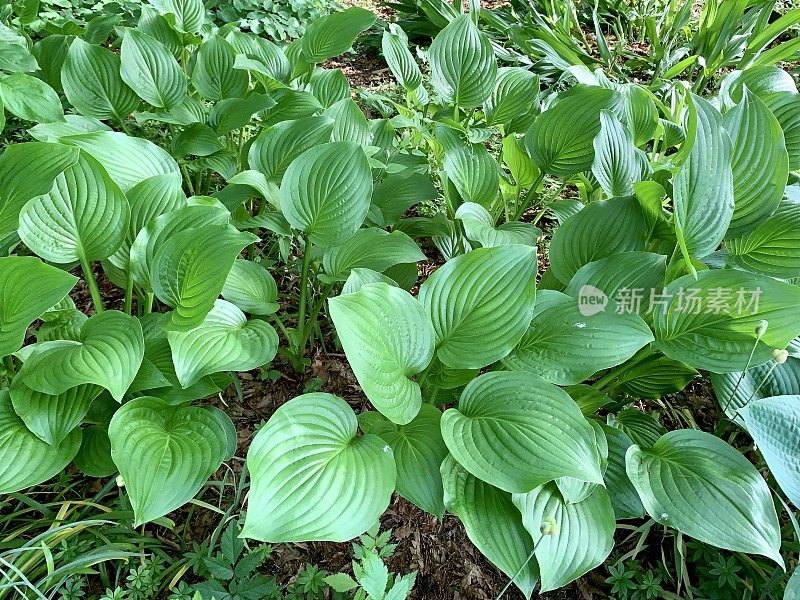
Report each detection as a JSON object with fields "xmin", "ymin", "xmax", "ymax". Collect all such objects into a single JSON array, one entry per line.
[{"xmin": 0, "ymin": 0, "xmax": 799, "ymax": 597}]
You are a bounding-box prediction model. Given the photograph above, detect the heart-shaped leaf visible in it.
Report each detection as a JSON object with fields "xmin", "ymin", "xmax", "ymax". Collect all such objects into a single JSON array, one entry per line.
[
  {"xmin": 222, "ymin": 259, "xmax": 279, "ymax": 315},
  {"xmin": 455, "ymin": 202, "xmax": 540, "ymax": 248},
  {"xmin": 192, "ymin": 35, "xmax": 248, "ymax": 101},
  {"xmin": 322, "ymin": 229, "xmax": 425, "ymax": 280},
  {"xmin": 727, "ymin": 201, "xmax": 800, "ymax": 279},
  {"xmin": 442, "ymin": 371, "xmax": 605, "ymax": 493},
  {"xmin": 626, "ymin": 429, "xmax": 783, "ymax": 566},
  {"xmin": 301, "ymin": 7, "xmax": 377, "ymax": 63},
  {"xmin": 0, "ymin": 390, "xmax": 81, "ymax": 493},
  {"xmin": 109, "ymin": 396, "xmax": 236, "ymax": 525},
  {"xmin": 0, "ymin": 73, "xmax": 63, "ymax": 123},
  {"xmin": 329, "ymin": 283, "xmax": 434, "ymax": 424},
  {"xmin": 120, "ymin": 28, "xmax": 186, "ymax": 109},
  {"xmin": 243, "ymin": 393, "xmax": 396, "ymax": 542},
  {"xmin": 0, "ymin": 256, "xmax": 77, "ymax": 357},
  {"xmin": 248, "ymin": 116, "xmax": 334, "ymax": 182},
  {"xmin": 168, "ymin": 299, "xmax": 278, "ymax": 388},
  {"xmin": 18, "ymin": 311, "xmax": 144, "ymax": 401}
]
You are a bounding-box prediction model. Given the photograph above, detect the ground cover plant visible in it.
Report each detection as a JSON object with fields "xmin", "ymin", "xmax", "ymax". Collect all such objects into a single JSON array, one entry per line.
[{"xmin": 0, "ymin": 0, "xmax": 799, "ymax": 597}]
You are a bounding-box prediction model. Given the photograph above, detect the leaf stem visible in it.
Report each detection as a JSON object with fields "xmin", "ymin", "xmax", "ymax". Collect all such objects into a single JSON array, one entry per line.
[
  {"xmin": 295, "ymin": 237, "xmax": 314, "ymax": 354},
  {"xmin": 124, "ymin": 272, "xmax": 134, "ymax": 315},
  {"xmin": 299, "ymin": 283, "xmax": 333, "ymax": 350},
  {"xmin": 79, "ymin": 256, "xmax": 104, "ymax": 313},
  {"xmin": 144, "ymin": 293, "xmax": 154, "ymax": 314},
  {"xmin": 181, "ymin": 164, "xmax": 196, "ymax": 196}
]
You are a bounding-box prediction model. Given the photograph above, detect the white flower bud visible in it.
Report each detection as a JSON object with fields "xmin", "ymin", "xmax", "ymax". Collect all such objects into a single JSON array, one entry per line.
[
  {"xmin": 540, "ymin": 516, "xmax": 558, "ymax": 536},
  {"xmin": 755, "ymin": 320, "xmax": 768, "ymax": 337},
  {"xmin": 772, "ymin": 349, "xmax": 789, "ymax": 364}
]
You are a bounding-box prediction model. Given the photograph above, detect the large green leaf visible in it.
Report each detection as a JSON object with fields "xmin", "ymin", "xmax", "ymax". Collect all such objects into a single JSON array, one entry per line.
[
  {"xmin": 151, "ymin": 224, "xmax": 257, "ymax": 330},
  {"xmin": 438, "ymin": 126, "xmax": 499, "ymax": 207},
  {"xmin": 18, "ymin": 151, "xmax": 130, "ymax": 263},
  {"xmin": 0, "ymin": 142, "xmax": 80, "ymax": 235},
  {"xmin": 222, "ymin": 259, "xmax": 279, "ymax": 315},
  {"xmin": 309, "ymin": 69, "xmax": 350, "ymax": 108},
  {"xmin": 455, "ymin": 202, "xmax": 540, "ymax": 248},
  {"xmin": 549, "ymin": 197, "xmax": 647, "ymax": 284},
  {"xmin": 428, "ymin": 15, "xmax": 496, "ymax": 109},
  {"xmin": 626, "ymin": 429, "xmax": 783, "ymax": 566},
  {"xmin": 602, "ymin": 424, "xmax": 645, "ymax": 519},
  {"xmin": 762, "ymin": 92, "xmax": 800, "ymax": 171},
  {"xmin": 372, "ymin": 173, "xmax": 438, "ymax": 226},
  {"xmin": 652, "ymin": 270, "xmax": 800, "ymax": 372},
  {"xmin": 279, "ymin": 141, "xmax": 372, "ymax": 247},
  {"xmin": 722, "ymin": 90, "xmax": 789, "ymax": 238},
  {"xmin": 243, "ymin": 393, "xmax": 396, "ymax": 542},
  {"xmin": 74, "ymin": 424, "xmax": 117, "ymax": 477},
  {"xmin": 440, "ymin": 455, "xmax": 538, "ymax": 599},
  {"xmin": 322, "ymin": 229, "xmax": 425, "ymax": 280},
  {"xmin": 525, "ymin": 86, "xmax": 620, "ymax": 176},
  {"xmin": 739, "ymin": 395, "xmax": 800, "ymax": 506},
  {"xmin": 248, "ymin": 116, "xmax": 334, "ymax": 182},
  {"xmin": 192, "ymin": 35, "xmax": 248, "ymax": 101},
  {"xmin": 419, "ymin": 245, "xmax": 537, "ymax": 369},
  {"xmin": 17, "ymin": 311, "xmax": 145, "ymax": 401},
  {"xmin": 381, "ymin": 25, "xmax": 421, "ymax": 91},
  {"xmin": 301, "ymin": 7, "xmax": 377, "ymax": 63},
  {"xmin": 0, "ymin": 73, "xmax": 63, "ymax": 123},
  {"xmin": 149, "ymin": 0, "xmax": 205, "ymax": 35},
  {"xmin": 120, "ymin": 28, "xmax": 186, "ymax": 109},
  {"xmin": 0, "ymin": 256, "xmax": 77, "ymax": 357},
  {"xmin": 441, "ymin": 371, "xmax": 604, "ymax": 493},
  {"xmin": 329, "ymin": 283, "xmax": 434, "ymax": 424},
  {"xmin": 167, "ymin": 299, "xmax": 278, "ymax": 388},
  {"xmin": 592, "ymin": 110, "xmax": 645, "ymax": 198},
  {"xmin": 727, "ymin": 201, "xmax": 800, "ymax": 279},
  {"xmin": 502, "ymin": 290, "xmax": 653, "ymax": 385},
  {"xmin": 109, "ymin": 396, "xmax": 235, "ymax": 525},
  {"xmin": 359, "ymin": 405, "xmax": 447, "ymax": 518},
  {"xmin": 0, "ymin": 391, "xmax": 81, "ymax": 493},
  {"xmin": 485, "ymin": 67, "xmax": 539, "ymax": 134},
  {"xmin": 325, "ymin": 98, "xmax": 370, "ymax": 146},
  {"xmin": 673, "ymin": 95, "xmax": 734, "ymax": 260},
  {"xmin": 62, "ymin": 38, "xmax": 139, "ymax": 122},
  {"xmin": 513, "ymin": 484, "xmax": 615, "ymax": 592},
  {"xmin": 612, "ymin": 354, "xmax": 698, "ymax": 399}
]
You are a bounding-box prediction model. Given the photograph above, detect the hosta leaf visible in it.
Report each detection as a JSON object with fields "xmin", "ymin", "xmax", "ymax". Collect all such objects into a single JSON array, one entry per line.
[
  {"xmin": 62, "ymin": 38, "xmax": 139, "ymax": 122},
  {"xmin": 0, "ymin": 40, "xmax": 38, "ymax": 73},
  {"xmin": 18, "ymin": 152, "xmax": 130, "ymax": 263},
  {"xmin": 502, "ymin": 290, "xmax": 653, "ymax": 385},
  {"xmin": 513, "ymin": 484, "xmax": 615, "ymax": 592},
  {"xmin": 372, "ymin": 173, "xmax": 438, "ymax": 226},
  {"xmin": 673, "ymin": 95, "xmax": 734, "ymax": 260},
  {"xmin": 456, "ymin": 202, "xmax": 540, "ymax": 248},
  {"xmin": 120, "ymin": 28, "xmax": 186, "ymax": 109},
  {"xmin": 652, "ymin": 270, "xmax": 800, "ymax": 372},
  {"xmin": 130, "ymin": 200, "xmax": 231, "ymax": 292},
  {"xmin": 762, "ymin": 92, "xmax": 800, "ymax": 171},
  {"xmin": 10, "ymin": 379, "xmax": 102, "ymax": 445},
  {"xmin": 0, "ymin": 256, "xmax": 77, "ymax": 357},
  {"xmin": 243, "ymin": 393, "xmax": 396, "ymax": 542},
  {"xmin": 502, "ymin": 135, "xmax": 539, "ymax": 188},
  {"xmin": 549, "ymin": 197, "xmax": 647, "ymax": 284},
  {"xmin": 722, "ymin": 90, "xmax": 789, "ymax": 238},
  {"xmin": 727, "ymin": 201, "xmax": 800, "ymax": 279},
  {"xmin": 0, "ymin": 73, "xmax": 63, "ymax": 123},
  {"xmin": 329, "ymin": 283, "xmax": 434, "ymax": 424},
  {"xmin": 739, "ymin": 395, "xmax": 800, "ymax": 506},
  {"xmin": 222, "ymin": 259, "xmax": 279, "ymax": 315},
  {"xmin": 382, "ymin": 25, "xmax": 421, "ymax": 91},
  {"xmin": 485, "ymin": 67, "xmax": 539, "ymax": 133},
  {"xmin": 525, "ymin": 86, "xmax": 620, "ymax": 176},
  {"xmin": 613, "ymin": 354, "xmax": 698, "ymax": 399},
  {"xmin": 325, "ymin": 98, "xmax": 370, "ymax": 146},
  {"xmin": 441, "ymin": 371, "xmax": 604, "ymax": 493},
  {"xmin": 419, "ymin": 245, "xmax": 537, "ymax": 369},
  {"xmin": 151, "ymin": 224, "xmax": 258, "ymax": 330},
  {"xmin": 0, "ymin": 391, "xmax": 81, "ymax": 494},
  {"xmin": 226, "ymin": 30, "xmax": 289, "ymax": 84},
  {"xmin": 209, "ymin": 93, "xmax": 276, "ymax": 136},
  {"xmin": 610, "ymin": 409, "xmax": 666, "ymax": 448},
  {"xmin": 261, "ymin": 89, "xmax": 322, "ymax": 128},
  {"xmin": 309, "ymin": 69, "xmax": 350, "ymax": 108},
  {"xmin": 138, "ymin": 5, "xmax": 183, "ymax": 57},
  {"xmin": 18, "ymin": 311, "xmax": 145, "ymax": 401},
  {"xmin": 438, "ymin": 126, "xmax": 498, "ymax": 206},
  {"xmin": 149, "ymin": 0, "xmax": 205, "ymax": 34},
  {"xmin": 428, "ymin": 15, "xmax": 496, "ymax": 109},
  {"xmin": 0, "ymin": 142, "xmax": 80, "ymax": 235},
  {"xmin": 592, "ymin": 110, "xmax": 645, "ymax": 198},
  {"xmin": 342, "ymin": 268, "xmax": 399, "ymax": 294},
  {"xmin": 359, "ymin": 405, "xmax": 447, "ymax": 518},
  {"xmin": 29, "ymin": 116, "xmax": 111, "ymax": 142},
  {"xmin": 626, "ymin": 429, "xmax": 783, "ymax": 566},
  {"xmin": 602, "ymin": 424, "xmax": 644, "ymax": 519},
  {"xmin": 248, "ymin": 116, "xmax": 334, "ymax": 182},
  {"xmin": 623, "ymin": 84, "xmax": 658, "ymax": 147},
  {"xmin": 109, "ymin": 396, "xmax": 235, "ymax": 525},
  {"xmin": 61, "ymin": 131, "xmax": 180, "ymax": 192},
  {"xmin": 279, "ymin": 141, "xmax": 372, "ymax": 247},
  {"xmin": 167, "ymin": 299, "xmax": 278, "ymax": 388},
  {"xmin": 301, "ymin": 7, "xmax": 377, "ymax": 63},
  {"xmin": 322, "ymin": 229, "xmax": 425, "ymax": 279},
  {"xmin": 440, "ymin": 455, "xmax": 538, "ymax": 599},
  {"xmin": 74, "ymin": 424, "xmax": 116, "ymax": 477},
  {"xmin": 192, "ymin": 36, "xmax": 248, "ymax": 101}
]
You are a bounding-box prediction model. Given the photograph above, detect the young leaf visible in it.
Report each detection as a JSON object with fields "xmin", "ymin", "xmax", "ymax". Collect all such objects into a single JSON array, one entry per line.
[
  {"xmin": 109, "ymin": 396, "xmax": 236, "ymax": 525},
  {"xmin": 120, "ymin": 28, "xmax": 187, "ymax": 109},
  {"xmin": 382, "ymin": 25, "xmax": 421, "ymax": 91},
  {"xmin": 359, "ymin": 405, "xmax": 448, "ymax": 519},
  {"xmin": 441, "ymin": 371, "xmax": 605, "ymax": 492},
  {"xmin": 243, "ymin": 393, "xmax": 396, "ymax": 542},
  {"xmin": 149, "ymin": 0, "xmax": 205, "ymax": 35},
  {"xmin": 626, "ymin": 430, "xmax": 783, "ymax": 566},
  {"xmin": 301, "ymin": 7, "xmax": 377, "ymax": 63},
  {"xmin": 591, "ymin": 110, "xmax": 645, "ymax": 198},
  {"xmin": 456, "ymin": 202, "xmax": 540, "ymax": 248},
  {"xmin": 329, "ymin": 283, "xmax": 434, "ymax": 424},
  {"xmin": 602, "ymin": 425, "xmax": 645, "ymax": 519},
  {"xmin": 428, "ymin": 15, "xmax": 496, "ymax": 109},
  {"xmin": 438, "ymin": 126, "xmax": 499, "ymax": 207},
  {"xmin": 419, "ymin": 245, "xmax": 537, "ymax": 369}
]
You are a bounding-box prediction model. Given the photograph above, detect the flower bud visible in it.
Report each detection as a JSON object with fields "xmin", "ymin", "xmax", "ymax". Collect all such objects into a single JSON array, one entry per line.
[
  {"xmin": 772, "ymin": 349, "xmax": 789, "ymax": 364},
  {"xmin": 755, "ymin": 320, "xmax": 768, "ymax": 337},
  {"xmin": 116, "ymin": 474, "xmax": 125, "ymax": 488},
  {"xmin": 540, "ymin": 516, "xmax": 559, "ymax": 536}
]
